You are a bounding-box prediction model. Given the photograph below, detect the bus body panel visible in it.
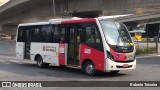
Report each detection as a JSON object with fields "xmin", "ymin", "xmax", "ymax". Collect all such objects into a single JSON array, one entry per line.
[
  {"xmin": 59, "ymin": 43, "xmax": 68, "ymax": 65},
  {"xmin": 110, "ymin": 48, "xmax": 135, "ymax": 62},
  {"xmin": 107, "ymin": 48, "xmax": 136, "ymax": 71},
  {"xmin": 106, "ymin": 58, "xmax": 136, "ymax": 71},
  {"xmin": 95, "ymin": 19, "xmax": 110, "ymax": 71},
  {"xmin": 30, "ymin": 43, "xmax": 60, "ymax": 65},
  {"xmin": 16, "ymin": 42, "xmax": 25, "ymax": 59},
  {"xmin": 101, "ymin": 42, "xmax": 136, "ymax": 71},
  {"xmin": 79, "ymin": 44, "xmax": 105, "ymax": 71}
]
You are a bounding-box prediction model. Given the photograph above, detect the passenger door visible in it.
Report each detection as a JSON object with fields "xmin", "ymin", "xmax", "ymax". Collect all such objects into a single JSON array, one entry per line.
[
  {"xmin": 24, "ymin": 27, "xmax": 32, "ymax": 59},
  {"xmin": 67, "ymin": 25, "xmax": 79, "ymax": 65}
]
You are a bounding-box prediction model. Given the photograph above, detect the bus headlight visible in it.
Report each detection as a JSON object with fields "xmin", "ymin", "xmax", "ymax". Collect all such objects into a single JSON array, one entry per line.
[{"xmin": 107, "ymin": 51, "xmax": 114, "ymax": 60}]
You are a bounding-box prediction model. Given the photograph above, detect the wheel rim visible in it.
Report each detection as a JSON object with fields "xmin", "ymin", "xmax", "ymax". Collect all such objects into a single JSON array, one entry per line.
[{"xmin": 86, "ymin": 64, "xmax": 94, "ymax": 74}]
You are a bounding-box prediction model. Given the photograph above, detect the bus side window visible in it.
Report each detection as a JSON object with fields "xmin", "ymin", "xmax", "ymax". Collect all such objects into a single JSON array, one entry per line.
[
  {"xmin": 53, "ymin": 25, "xmax": 60, "ymax": 43},
  {"xmin": 58, "ymin": 25, "xmax": 66, "ymax": 43},
  {"xmin": 77, "ymin": 27, "xmax": 82, "ymax": 43},
  {"xmin": 78, "ymin": 26, "xmax": 86, "ymax": 43},
  {"xmin": 79, "ymin": 22, "xmax": 101, "ymax": 44},
  {"xmin": 41, "ymin": 25, "xmax": 52, "ymax": 43},
  {"xmin": 17, "ymin": 27, "xmax": 23, "ymax": 42},
  {"xmin": 31, "ymin": 26, "xmax": 41, "ymax": 42},
  {"xmin": 86, "ymin": 27, "xmax": 94, "ymax": 43},
  {"xmin": 17, "ymin": 27, "xmax": 26, "ymax": 42},
  {"xmin": 86, "ymin": 26, "xmax": 100, "ymax": 43}
]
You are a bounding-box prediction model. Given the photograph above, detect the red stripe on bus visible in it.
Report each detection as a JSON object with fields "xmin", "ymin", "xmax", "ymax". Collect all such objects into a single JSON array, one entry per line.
[
  {"xmin": 110, "ymin": 48, "xmax": 126, "ymax": 62},
  {"xmin": 59, "ymin": 43, "xmax": 66, "ymax": 65},
  {"xmin": 61, "ymin": 18, "xmax": 96, "ymax": 24}
]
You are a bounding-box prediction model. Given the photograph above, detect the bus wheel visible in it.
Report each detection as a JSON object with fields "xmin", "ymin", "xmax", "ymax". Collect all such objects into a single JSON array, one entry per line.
[
  {"xmin": 83, "ymin": 61, "xmax": 96, "ymax": 76},
  {"xmin": 110, "ymin": 71, "xmax": 120, "ymax": 75},
  {"xmin": 36, "ymin": 56, "xmax": 49, "ymax": 68}
]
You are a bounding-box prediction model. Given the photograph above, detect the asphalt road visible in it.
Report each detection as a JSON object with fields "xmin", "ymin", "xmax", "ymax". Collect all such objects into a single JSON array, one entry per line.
[
  {"xmin": 0, "ymin": 55, "xmax": 160, "ymax": 90},
  {"xmin": 0, "ymin": 41, "xmax": 15, "ymax": 56}
]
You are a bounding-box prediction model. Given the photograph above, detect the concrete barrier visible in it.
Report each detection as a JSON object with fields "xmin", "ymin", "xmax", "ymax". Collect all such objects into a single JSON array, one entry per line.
[{"xmin": 0, "ymin": 40, "xmax": 16, "ymax": 56}]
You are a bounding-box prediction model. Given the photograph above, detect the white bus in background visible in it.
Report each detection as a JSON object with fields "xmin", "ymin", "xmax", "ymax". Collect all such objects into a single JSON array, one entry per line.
[{"xmin": 16, "ymin": 17, "xmax": 136, "ymax": 75}]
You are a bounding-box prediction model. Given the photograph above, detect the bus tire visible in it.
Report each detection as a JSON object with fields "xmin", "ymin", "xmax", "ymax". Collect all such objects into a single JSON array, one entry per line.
[
  {"xmin": 83, "ymin": 61, "xmax": 96, "ymax": 76},
  {"xmin": 36, "ymin": 56, "xmax": 49, "ymax": 68}
]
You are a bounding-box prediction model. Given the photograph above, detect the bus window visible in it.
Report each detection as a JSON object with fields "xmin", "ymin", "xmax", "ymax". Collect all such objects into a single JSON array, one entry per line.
[
  {"xmin": 58, "ymin": 25, "xmax": 66, "ymax": 43},
  {"xmin": 86, "ymin": 27, "xmax": 100, "ymax": 43},
  {"xmin": 17, "ymin": 27, "xmax": 26, "ymax": 42},
  {"xmin": 77, "ymin": 26, "xmax": 82, "ymax": 43},
  {"xmin": 86, "ymin": 27, "xmax": 93, "ymax": 43},
  {"xmin": 31, "ymin": 26, "xmax": 41, "ymax": 42},
  {"xmin": 53, "ymin": 25, "xmax": 60, "ymax": 43},
  {"xmin": 79, "ymin": 22, "xmax": 101, "ymax": 44},
  {"xmin": 79, "ymin": 27, "xmax": 86, "ymax": 43},
  {"xmin": 41, "ymin": 25, "xmax": 52, "ymax": 42}
]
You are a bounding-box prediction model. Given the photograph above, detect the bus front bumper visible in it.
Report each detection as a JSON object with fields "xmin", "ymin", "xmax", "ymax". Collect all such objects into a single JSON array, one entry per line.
[{"xmin": 105, "ymin": 59, "xmax": 136, "ymax": 71}]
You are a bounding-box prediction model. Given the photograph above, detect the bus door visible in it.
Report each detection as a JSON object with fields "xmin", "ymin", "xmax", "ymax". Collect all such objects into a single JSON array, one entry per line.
[
  {"xmin": 24, "ymin": 28, "xmax": 31, "ymax": 59},
  {"xmin": 67, "ymin": 25, "xmax": 79, "ymax": 65}
]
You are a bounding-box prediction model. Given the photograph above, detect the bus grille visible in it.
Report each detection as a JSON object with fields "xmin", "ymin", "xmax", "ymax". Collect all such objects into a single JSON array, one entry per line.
[
  {"xmin": 115, "ymin": 60, "xmax": 134, "ymax": 63},
  {"xmin": 116, "ymin": 65, "xmax": 133, "ymax": 68}
]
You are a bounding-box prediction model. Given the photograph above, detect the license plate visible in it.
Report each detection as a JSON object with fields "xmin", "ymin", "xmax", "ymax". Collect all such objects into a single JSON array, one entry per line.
[
  {"xmin": 126, "ymin": 55, "xmax": 133, "ymax": 60},
  {"xmin": 123, "ymin": 64, "xmax": 129, "ymax": 68}
]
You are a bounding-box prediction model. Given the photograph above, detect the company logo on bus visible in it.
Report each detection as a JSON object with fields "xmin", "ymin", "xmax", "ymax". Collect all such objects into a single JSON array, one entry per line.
[
  {"xmin": 43, "ymin": 46, "xmax": 57, "ymax": 52},
  {"xmin": 116, "ymin": 54, "xmax": 119, "ymax": 59},
  {"xmin": 121, "ymin": 47, "xmax": 128, "ymax": 50}
]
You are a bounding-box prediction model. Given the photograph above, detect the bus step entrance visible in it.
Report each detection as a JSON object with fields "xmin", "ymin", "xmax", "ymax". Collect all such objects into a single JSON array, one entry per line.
[{"xmin": 66, "ymin": 64, "xmax": 80, "ymax": 69}]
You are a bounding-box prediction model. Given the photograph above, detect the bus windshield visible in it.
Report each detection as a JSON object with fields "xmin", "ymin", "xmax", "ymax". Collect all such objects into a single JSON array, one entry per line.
[{"xmin": 100, "ymin": 20, "xmax": 132, "ymax": 46}]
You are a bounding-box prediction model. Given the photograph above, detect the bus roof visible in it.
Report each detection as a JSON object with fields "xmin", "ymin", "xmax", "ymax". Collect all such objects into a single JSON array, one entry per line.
[
  {"xmin": 18, "ymin": 22, "xmax": 49, "ymax": 27},
  {"xmin": 18, "ymin": 16, "xmax": 127, "ymax": 26},
  {"xmin": 49, "ymin": 18, "xmax": 96, "ymax": 24},
  {"xmin": 98, "ymin": 15, "xmax": 133, "ymax": 20},
  {"xmin": 49, "ymin": 16, "xmax": 126, "ymax": 24},
  {"xmin": 18, "ymin": 18, "xmax": 96, "ymax": 26}
]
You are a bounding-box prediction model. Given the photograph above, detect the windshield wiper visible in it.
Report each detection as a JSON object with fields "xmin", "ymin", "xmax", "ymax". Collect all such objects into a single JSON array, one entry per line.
[
  {"xmin": 116, "ymin": 31, "xmax": 133, "ymax": 48},
  {"xmin": 122, "ymin": 36, "xmax": 133, "ymax": 48}
]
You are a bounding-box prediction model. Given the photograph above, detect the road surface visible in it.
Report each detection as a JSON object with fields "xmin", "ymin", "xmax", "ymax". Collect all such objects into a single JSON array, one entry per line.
[{"xmin": 0, "ymin": 55, "xmax": 160, "ymax": 90}]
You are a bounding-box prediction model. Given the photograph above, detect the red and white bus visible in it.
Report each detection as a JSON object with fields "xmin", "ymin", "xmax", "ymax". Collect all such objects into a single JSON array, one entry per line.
[{"xmin": 16, "ymin": 17, "xmax": 136, "ymax": 75}]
